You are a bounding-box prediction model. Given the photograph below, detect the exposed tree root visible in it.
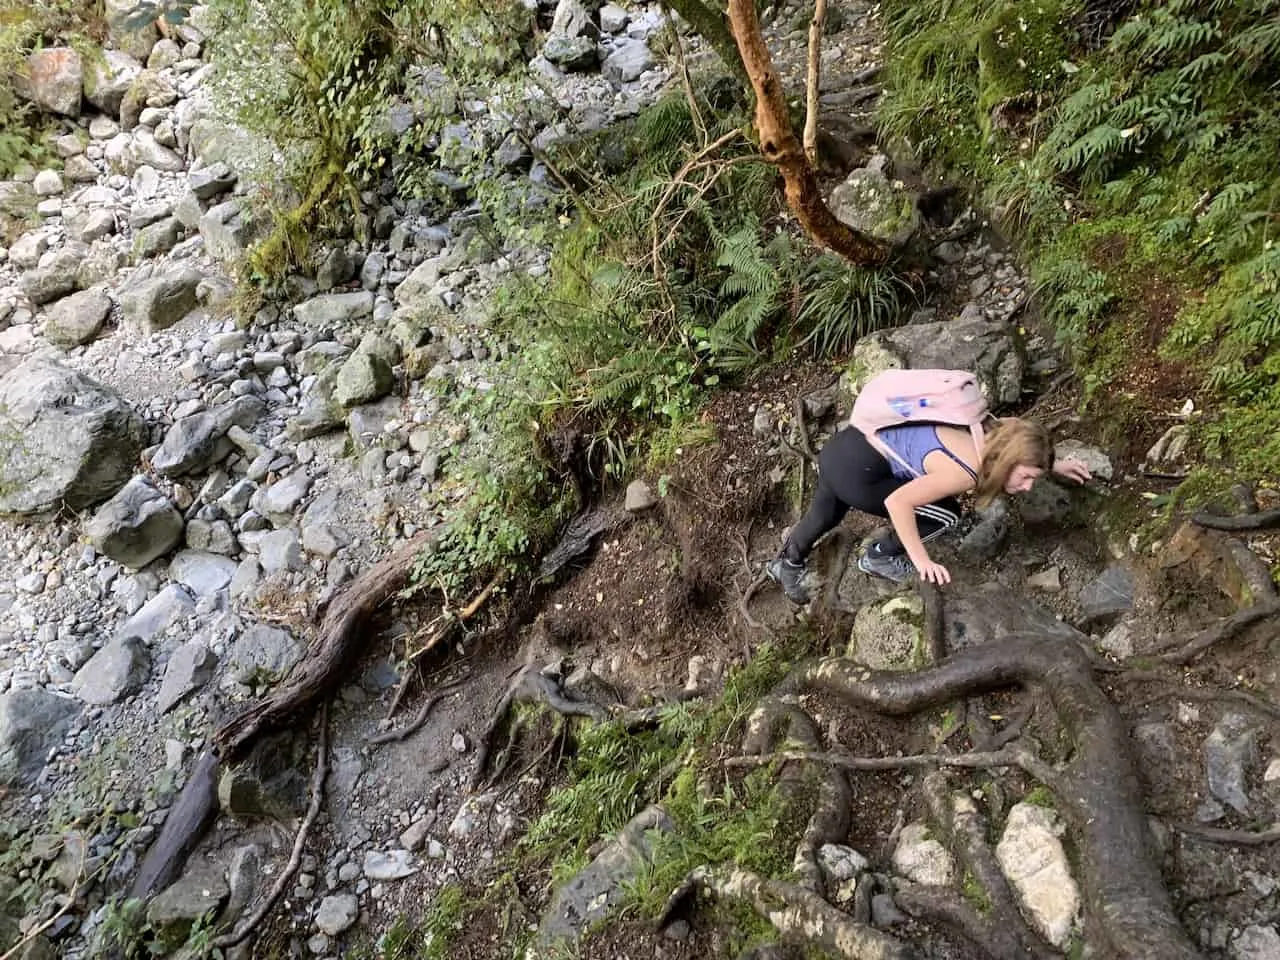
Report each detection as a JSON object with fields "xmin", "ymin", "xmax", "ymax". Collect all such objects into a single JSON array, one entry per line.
[
  {"xmin": 726, "ymin": 746, "xmax": 1056, "ymax": 785},
  {"xmin": 472, "ymin": 663, "xmax": 610, "ymax": 789},
  {"xmin": 738, "ymin": 571, "xmax": 772, "ymax": 631},
  {"xmin": 776, "ymin": 636, "xmax": 1204, "ymax": 959},
  {"xmin": 216, "ymin": 533, "xmax": 432, "ymax": 758},
  {"xmin": 1116, "ymin": 671, "xmax": 1280, "ymax": 723},
  {"xmin": 664, "ymin": 866, "xmax": 911, "ymax": 960},
  {"xmin": 896, "ymin": 884, "xmax": 1060, "ymax": 960},
  {"xmin": 920, "ymin": 771, "xmax": 1059, "ymax": 959},
  {"xmin": 213, "ymin": 704, "xmax": 328, "ymax": 950},
  {"xmin": 1192, "ymin": 507, "xmax": 1280, "ymax": 531},
  {"xmin": 1169, "ymin": 821, "xmax": 1280, "ymax": 846},
  {"xmin": 740, "ymin": 697, "xmax": 850, "ymax": 897},
  {"xmin": 1154, "ymin": 598, "xmax": 1280, "ymax": 666},
  {"xmin": 370, "ymin": 674, "xmax": 470, "ymax": 745}
]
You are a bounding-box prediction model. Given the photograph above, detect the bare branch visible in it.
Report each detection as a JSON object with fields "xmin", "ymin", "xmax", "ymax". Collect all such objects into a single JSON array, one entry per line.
[{"xmin": 803, "ymin": 0, "xmax": 827, "ymax": 165}]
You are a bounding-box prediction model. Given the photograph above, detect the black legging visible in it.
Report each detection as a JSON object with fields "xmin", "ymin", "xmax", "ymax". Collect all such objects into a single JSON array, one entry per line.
[{"xmin": 782, "ymin": 427, "xmax": 963, "ymax": 562}]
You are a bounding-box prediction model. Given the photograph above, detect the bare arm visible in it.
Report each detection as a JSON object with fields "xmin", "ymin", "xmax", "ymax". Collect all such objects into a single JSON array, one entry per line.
[{"xmin": 883, "ymin": 462, "xmax": 973, "ymax": 570}]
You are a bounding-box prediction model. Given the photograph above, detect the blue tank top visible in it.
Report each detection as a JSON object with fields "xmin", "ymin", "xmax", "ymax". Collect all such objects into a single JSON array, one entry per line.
[{"xmin": 878, "ymin": 424, "xmax": 978, "ymax": 481}]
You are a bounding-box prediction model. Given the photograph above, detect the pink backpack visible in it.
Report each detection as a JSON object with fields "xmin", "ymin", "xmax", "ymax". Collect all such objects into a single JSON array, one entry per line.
[{"xmin": 850, "ymin": 369, "xmax": 989, "ymax": 477}]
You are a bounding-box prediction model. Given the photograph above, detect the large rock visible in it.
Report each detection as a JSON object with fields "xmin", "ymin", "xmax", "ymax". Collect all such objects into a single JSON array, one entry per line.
[
  {"xmin": 106, "ymin": 0, "xmax": 159, "ymax": 61},
  {"xmin": 120, "ymin": 70, "xmax": 176, "ymax": 131},
  {"xmin": 84, "ymin": 476, "xmax": 184, "ymax": 569},
  {"xmin": 128, "ymin": 130, "xmax": 184, "ymax": 172},
  {"xmin": 1078, "ymin": 564, "xmax": 1134, "ymax": 623},
  {"xmin": 18, "ymin": 48, "xmax": 82, "ymax": 117},
  {"xmin": 334, "ymin": 347, "xmax": 395, "ymax": 408},
  {"xmin": 200, "ymin": 199, "xmax": 263, "ymax": 263},
  {"xmin": 42, "ymin": 286, "xmax": 112, "ymax": 348},
  {"xmin": 848, "ymin": 595, "xmax": 927, "ymax": 669},
  {"xmin": 538, "ymin": 806, "xmax": 673, "ymax": 947},
  {"xmin": 829, "ymin": 166, "xmax": 921, "ymax": 248},
  {"xmin": 118, "ymin": 265, "xmax": 203, "ymax": 335},
  {"xmin": 995, "ymin": 802, "xmax": 1080, "ymax": 947},
  {"xmin": 151, "ymin": 396, "xmax": 264, "ymax": 476},
  {"xmin": 848, "ymin": 316, "xmax": 1024, "ymax": 406},
  {"xmin": 0, "ymin": 690, "xmax": 80, "ymax": 785},
  {"xmin": 147, "ymin": 863, "xmax": 229, "ymax": 948},
  {"xmin": 117, "ymin": 584, "xmax": 195, "ymax": 643},
  {"xmin": 1204, "ymin": 714, "xmax": 1257, "ymax": 816},
  {"xmin": 72, "ymin": 637, "xmax": 150, "ymax": 705},
  {"xmin": 229, "ymin": 624, "xmax": 302, "ymax": 685},
  {"xmin": 83, "ymin": 49, "xmax": 142, "ymax": 116},
  {"xmin": 293, "ymin": 292, "xmax": 375, "ymax": 328},
  {"xmin": 601, "ymin": 39, "xmax": 654, "ymax": 84},
  {"xmin": 0, "ymin": 359, "xmax": 143, "ymax": 517},
  {"xmin": 157, "ymin": 641, "xmax": 218, "ymax": 713},
  {"xmin": 543, "ymin": 35, "xmax": 598, "ymax": 71},
  {"xmin": 550, "ymin": 0, "xmax": 592, "ymax": 37},
  {"xmin": 169, "ymin": 551, "xmax": 238, "ymax": 597},
  {"xmin": 20, "ymin": 249, "xmax": 82, "ymax": 305},
  {"xmin": 892, "ymin": 822, "xmax": 954, "ymax": 886},
  {"xmin": 315, "ymin": 894, "xmax": 359, "ymax": 937}
]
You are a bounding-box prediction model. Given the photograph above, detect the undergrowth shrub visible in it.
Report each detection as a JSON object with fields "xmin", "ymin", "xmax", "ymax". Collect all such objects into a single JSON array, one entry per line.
[
  {"xmin": 881, "ymin": 0, "xmax": 1280, "ymax": 484},
  {"xmin": 0, "ymin": 0, "xmax": 104, "ymax": 176},
  {"xmin": 202, "ymin": 0, "xmax": 535, "ymax": 281}
]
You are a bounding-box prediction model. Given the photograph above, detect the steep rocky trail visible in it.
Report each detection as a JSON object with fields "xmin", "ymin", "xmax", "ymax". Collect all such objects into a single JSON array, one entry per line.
[{"xmin": 0, "ymin": 1, "xmax": 1278, "ymax": 959}]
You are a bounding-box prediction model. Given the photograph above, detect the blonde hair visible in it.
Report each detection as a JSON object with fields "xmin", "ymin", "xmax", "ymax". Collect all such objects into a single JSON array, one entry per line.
[{"xmin": 974, "ymin": 418, "xmax": 1053, "ymax": 506}]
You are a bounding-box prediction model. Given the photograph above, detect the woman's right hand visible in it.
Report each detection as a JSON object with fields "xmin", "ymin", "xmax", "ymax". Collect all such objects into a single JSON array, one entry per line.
[{"xmin": 916, "ymin": 559, "xmax": 952, "ymax": 585}]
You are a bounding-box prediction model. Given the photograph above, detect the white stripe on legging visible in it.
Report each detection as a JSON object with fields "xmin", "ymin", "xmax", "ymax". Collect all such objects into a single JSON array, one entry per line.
[{"xmin": 914, "ymin": 503, "xmax": 959, "ymax": 541}]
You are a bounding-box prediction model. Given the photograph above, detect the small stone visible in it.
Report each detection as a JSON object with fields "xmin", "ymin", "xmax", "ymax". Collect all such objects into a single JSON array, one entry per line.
[
  {"xmin": 1025, "ymin": 566, "xmax": 1062, "ymax": 592},
  {"xmin": 362, "ymin": 849, "xmax": 417, "ymax": 882},
  {"xmin": 452, "ymin": 731, "xmax": 468, "ymax": 753},
  {"xmin": 624, "ymin": 479, "xmax": 658, "ymax": 513},
  {"xmin": 314, "ymin": 893, "xmax": 359, "ymax": 936}
]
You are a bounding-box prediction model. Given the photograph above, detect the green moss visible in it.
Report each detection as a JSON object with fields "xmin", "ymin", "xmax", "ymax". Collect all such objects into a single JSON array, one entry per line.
[{"xmin": 1023, "ymin": 785, "xmax": 1056, "ymax": 808}]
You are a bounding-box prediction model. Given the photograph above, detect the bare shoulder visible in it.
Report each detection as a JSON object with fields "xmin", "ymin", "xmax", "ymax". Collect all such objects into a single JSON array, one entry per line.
[{"xmin": 934, "ymin": 424, "xmax": 979, "ymax": 467}]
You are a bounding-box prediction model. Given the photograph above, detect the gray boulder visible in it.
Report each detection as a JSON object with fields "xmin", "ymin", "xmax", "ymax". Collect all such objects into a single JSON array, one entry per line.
[
  {"xmin": 83, "ymin": 49, "xmax": 142, "ymax": 116},
  {"xmin": 18, "ymin": 48, "xmax": 82, "ymax": 117},
  {"xmin": 200, "ymin": 199, "xmax": 262, "ymax": 263},
  {"xmin": 157, "ymin": 641, "xmax": 218, "ymax": 713},
  {"xmin": 849, "ymin": 316, "xmax": 1024, "ymax": 406},
  {"xmin": 147, "ymin": 863, "xmax": 229, "ymax": 948},
  {"xmin": 84, "ymin": 476, "xmax": 184, "ymax": 569},
  {"xmin": 118, "ymin": 265, "xmax": 203, "ymax": 335},
  {"xmin": 538, "ymin": 806, "xmax": 673, "ymax": 947},
  {"xmin": 169, "ymin": 551, "xmax": 239, "ymax": 597},
  {"xmin": 20, "ymin": 249, "xmax": 82, "ymax": 305},
  {"xmin": 334, "ymin": 348, "xmax": 394, "ymax": 408},
  {"xmin": 43, "ymin": 286, "xmax": 112, "ymax": 348},
  {"xmin": 152, "ymin": 396, "xmax": 264, "ymax": 477},
  {"xmin": 132, "ymin": 216, "xmax": 182, "ymax": 262},
  {"xmin": 230, "ymin": 624, "xmax": 302, "ymax": 685},
  {"xmin": 128, "ymin": 129, "xmax": 184, "ymax": 172},
  {"xmin": 0, "ymin": 359, "xmax": 143, "ymax": 517},
  {"xmin": 188, "ymin": 162, "xmax": 237, "ymax": 201},
  {"xmin": 602, "ymin": 40, "xmax": 654, "ymax": 85},
  {"xmin": 250, "ymin": 470, "xmax": 313, "ymax": 525},
  {"xmin": 105, "ymin": 0, "xmax": 159, "ymax": 61},
  {"xmin": 0, "ymin": 690, "xmax": 80, "ymax": 785},
  {"xmin": 829, "ymin": 166, "xmax": 921, "ymax": 248},
  {"xmin": 550, "ymin": 0, "xmax": 592, "ymax": 36},
  {"xmin": 293, "ymin": 291, "xmax": 374, "ymax": 328},
  {"xmin": 543, "ymin": 35, "xmax": 598, "ymax": 71},
  {"xmin": 72, "ymin": 637, "xmax": 150, "ymax": 705},
  {"xmin": 120, "ymin": 70, "xmax": 176, "ymax": 131}
]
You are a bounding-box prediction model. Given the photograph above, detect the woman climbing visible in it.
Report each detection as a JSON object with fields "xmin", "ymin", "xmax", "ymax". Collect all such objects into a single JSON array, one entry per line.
[{"xmin": 766, "ymin": 370, "xmax": 1092, "ymax": 604}]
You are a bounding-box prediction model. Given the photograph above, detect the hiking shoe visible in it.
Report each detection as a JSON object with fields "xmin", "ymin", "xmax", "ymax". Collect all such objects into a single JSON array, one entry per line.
[
  {"xmin": 766, "ymin": 558, "xmax": 810, "ymax": 605},
  {"xmin": 857, "ymin": 549, "xmax": 917, "ymax": 584}
]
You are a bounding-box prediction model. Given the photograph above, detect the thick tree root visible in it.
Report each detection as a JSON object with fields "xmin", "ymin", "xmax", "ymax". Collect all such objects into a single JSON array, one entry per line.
[
  {"xmin": 666, "ymin": 866, "xmax": 911, "ymax": 960},
  {"xmin": 895, "ymin": 884, "xmax": 1059, "ymax": 960},
  {"xmin": 777, "ymin": 635, "xmax": 1204, "ymax": 959},
  {"xmin": 920, "ymin": 771, "xmax": 1059, "ymax": 959},
  {"xmin": 216, "ymin": 533, "xmax": 432, "ymax": 758},
  {"xmin": 213, "ymin": 705, "xmax": 328, "ymax": 949},
  {"xmin": 1169, "ymin": 821, "xmax": 1280, "ymax": 846},
  {"xmin": 472, "ymin": 663, "xmax": 610, "ymax": 789},
  {"xmin": 741, "ymin": 698, "xmax": 851, "ymax": 897},
  {"xmin": 1192, "ymin": 507, "xmax": 1280, "ymax": 531},
  {"xmin": 1155, "ymin": 598, "xmax": 1280, "ymax": 666}
]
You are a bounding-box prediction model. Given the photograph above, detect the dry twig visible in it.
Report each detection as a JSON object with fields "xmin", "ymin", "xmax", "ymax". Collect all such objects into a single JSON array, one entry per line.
[{"xmin": 803, "ymin": 0, "xmax": 827, "ymax": 165}]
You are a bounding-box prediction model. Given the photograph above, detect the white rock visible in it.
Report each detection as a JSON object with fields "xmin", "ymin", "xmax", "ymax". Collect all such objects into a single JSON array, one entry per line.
[
  {"xmin": 995, "ymin": 802, "xmax": 1080, "ymax": 947},
  {"xmin": 892, "ymin": 823, "xmax": 953, "ymax": 886},
  {"xmin": 362, "ymin": 849, "xmax": 417, "ymax": 881},
  {"xmin": 33, "ymin": 170, "xmax": 64, "ymax": 196},
  {"xmin": 314, "ymin": 893, "xmax": 359, "ymax": 936}
]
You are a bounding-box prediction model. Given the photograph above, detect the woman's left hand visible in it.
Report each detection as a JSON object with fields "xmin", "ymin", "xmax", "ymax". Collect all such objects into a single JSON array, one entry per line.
[{"xmin": 1053, "ymin": 457, "xmax": 1092, "ymax": 484}]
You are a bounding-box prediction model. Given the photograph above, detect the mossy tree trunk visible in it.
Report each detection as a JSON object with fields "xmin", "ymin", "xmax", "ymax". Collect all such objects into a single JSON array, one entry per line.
[{"xmin": 725, "ymin": 0, "xmax": 890, "ymax": 266}]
